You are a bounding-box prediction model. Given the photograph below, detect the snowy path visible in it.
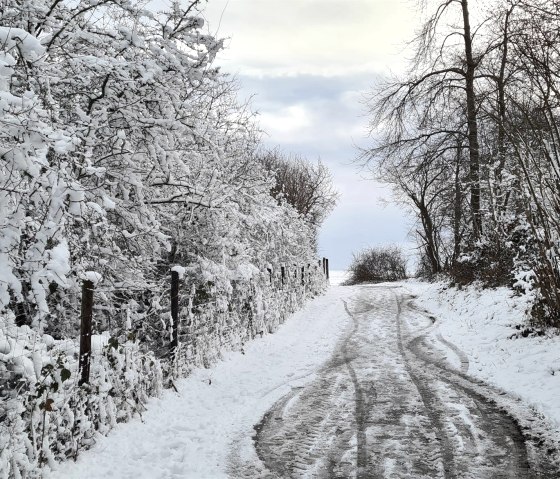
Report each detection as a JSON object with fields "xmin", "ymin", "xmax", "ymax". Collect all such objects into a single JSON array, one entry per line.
[
  {"xmin": 240, "ymin": 285, "xmax": 557, "ymax": 478},
  {"xmin": 50, "ymin": 284, "xmax": 558, "ymax": 478}
]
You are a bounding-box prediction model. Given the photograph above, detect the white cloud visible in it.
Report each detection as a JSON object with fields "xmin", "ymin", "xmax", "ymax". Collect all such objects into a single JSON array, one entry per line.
[
  {"xmin": 259, "ymin": 104, "xmax": 311, "ymax": 137},
  {"xmin": 204, "ymin": 0, "xmax": 418, "ymax": 77}
]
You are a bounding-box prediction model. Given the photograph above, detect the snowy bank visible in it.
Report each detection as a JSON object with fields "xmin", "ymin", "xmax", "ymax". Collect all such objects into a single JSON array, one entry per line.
[{"xmin": 403, "ymin": 280, "xmax": 560, "ymax": 432}]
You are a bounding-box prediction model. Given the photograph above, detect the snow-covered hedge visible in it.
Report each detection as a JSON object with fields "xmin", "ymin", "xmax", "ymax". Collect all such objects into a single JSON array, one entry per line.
[
  {"xmin": 1, "ymin": 313, "xmax": 163, "ymax": 478},
  {"xmin": 1, "ymin": 263, "xmax": 326, "ymax": 478}
]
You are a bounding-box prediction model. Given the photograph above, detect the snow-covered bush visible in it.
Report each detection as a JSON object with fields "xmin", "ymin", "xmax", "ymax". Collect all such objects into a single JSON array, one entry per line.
[
  {"xmin": 170, "ymin": 258, "xmax": 326, "ymax": 373},
  {"xmin": 345, "ymin": 246, "xmax": 407, "ymax": 285},
  {"xmin": 1, "ymin": 262, "xmax": 326, "ymax": 478}
]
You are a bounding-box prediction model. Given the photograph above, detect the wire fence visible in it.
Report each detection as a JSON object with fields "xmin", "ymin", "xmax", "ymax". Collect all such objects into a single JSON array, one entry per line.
[{"xmin": 0, "ymin": 258, "xmax": 330, "ymax": 478}]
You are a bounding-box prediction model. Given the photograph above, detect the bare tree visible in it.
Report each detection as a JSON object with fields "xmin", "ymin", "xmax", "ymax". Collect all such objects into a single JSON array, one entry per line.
[
  {"xmin": 364, "ymin": 0, "xmax": 488, "ymax": 240},
  {"xmin": 503, "ymin": 0, "xmax": 560, "ymax": 325},
  {"xmin": 258, "ymin": 149, "xmax": 338, "ymax": 229},
  {"xmin": 345, "ymin": 246, "xmax": 407, "ymax": 284}
]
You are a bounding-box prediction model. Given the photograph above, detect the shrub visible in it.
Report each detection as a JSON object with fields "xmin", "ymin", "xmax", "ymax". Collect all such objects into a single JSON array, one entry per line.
[{"xmin": 345, "ymin": 246, "xmax": 407, "ymax": 285}]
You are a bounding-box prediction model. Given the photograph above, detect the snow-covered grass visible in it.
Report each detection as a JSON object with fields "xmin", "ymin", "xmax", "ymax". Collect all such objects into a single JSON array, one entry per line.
[
  {"xmin": 48, "ymin": 285, "xmax": 354, "ymax": 479},
  {"xmin": 403, "ymin": 279, "xmax": 560, "ymax": 431}
]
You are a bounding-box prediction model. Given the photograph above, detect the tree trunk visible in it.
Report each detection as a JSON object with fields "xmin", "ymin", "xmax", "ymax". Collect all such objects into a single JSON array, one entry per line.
[
  {"xmin": 461, "ymin": 0, "xmax": 482, "ymax": 238},
  {"xmin": 453, "ymin": 143, "xmax": 463, "ymax": 262}
]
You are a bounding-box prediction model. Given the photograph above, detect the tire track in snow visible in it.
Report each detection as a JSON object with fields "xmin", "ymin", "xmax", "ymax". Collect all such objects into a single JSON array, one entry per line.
[
  {"xmin": 394, "ymin": 293, "xmax": 456, "ymax": 479},
  {"xmin": 436, "ymin": 333, "xmax": 470, "ymax": 373},
  {"xmin": 341, "ymin": 299, "xmax": 375, "ymax": 478},
  {"xmin": 231, "ymin": 285, "xmax": 558, "ymax": 478},
  {"xmin": 240, "ymin": 297, "xmax": 383, "ymax": 478},
  {"xmin": 399, "ymin": 295, "xmax": 535, "ymax": 478}
]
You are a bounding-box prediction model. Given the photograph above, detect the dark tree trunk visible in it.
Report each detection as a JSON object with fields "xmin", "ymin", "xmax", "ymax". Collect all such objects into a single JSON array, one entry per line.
[
  {"xmin": 453, "ymin": 144, "xmax": 463, "ymax": 262},
  {"xmin": 462, "ymin": 0, "xmax": 482, "ymax": 238}
]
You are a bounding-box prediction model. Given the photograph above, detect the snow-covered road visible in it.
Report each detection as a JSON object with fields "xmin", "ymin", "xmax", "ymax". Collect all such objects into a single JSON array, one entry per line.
[{"xmin": 50, "ymin": 283, "xmax": 559, "ymax": 478}]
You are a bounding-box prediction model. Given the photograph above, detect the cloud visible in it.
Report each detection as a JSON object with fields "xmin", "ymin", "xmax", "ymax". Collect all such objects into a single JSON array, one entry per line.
[
  {"xmin": 204, "ymin": 0, "xmax": 417, "ymax": 77},
  {"xmin": 259, "ymin": 104, "xmax": 311, "ymax": 138},
  {"xmin": 238, "ymin": 73, "xmax": 376, "ymax": 152}
]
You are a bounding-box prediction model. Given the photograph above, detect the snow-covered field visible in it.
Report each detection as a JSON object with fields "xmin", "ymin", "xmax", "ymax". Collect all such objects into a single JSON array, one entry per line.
[
  {"xmin": 48, "ymin": 286, "xmax": 354, "ymax": 479},
  {"xmin": 329, "ymin": 269, "xmax": 349, "ymax": 286},
  {"xmin": 403, "ymin": 280, "xmax": 560, "ymax": 432}
]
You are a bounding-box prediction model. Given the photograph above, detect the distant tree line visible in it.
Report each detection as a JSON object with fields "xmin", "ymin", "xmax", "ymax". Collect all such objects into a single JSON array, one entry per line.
[{"xmin": 363, "ymin": 0, "xmax": 560, "ymax": 326}]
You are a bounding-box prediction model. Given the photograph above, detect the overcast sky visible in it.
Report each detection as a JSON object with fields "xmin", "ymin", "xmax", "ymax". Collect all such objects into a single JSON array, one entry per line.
[{"xmin": 199, "ymin": 0, "xmax": 420, "ymax": 270}]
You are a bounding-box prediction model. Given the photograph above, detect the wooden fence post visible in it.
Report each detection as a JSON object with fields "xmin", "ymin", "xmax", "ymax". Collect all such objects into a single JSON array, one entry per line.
[
  {"xmin": 170, "ymin": 270, "xmax": 179, "ymax": 353},
  {"xmin": 79, "ymin": 280, "xmax": 94, "ymax": 386},
  {"xmin": 301, "ymin": 266, "xmax": 305, "ymax": 285},
  {"xmin": 325, "ymin": 258, "xmax": 330, "ymax": 280}
]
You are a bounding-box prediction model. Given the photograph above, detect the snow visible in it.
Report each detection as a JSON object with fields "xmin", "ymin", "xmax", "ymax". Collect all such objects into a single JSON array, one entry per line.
[
  {"xmin": 46, "ymin": 240, "xmax": 71, "ymax": 287},
  {"xmin": 403, "ymin": 279, "xmax": 560, "ymax": 431},
  {"xmin": 0, "ymin": 27, "xmax": 45, "ymax": 61},
  {"xmin": 91, "ymin": 334, "xmax": 110, "ymax": 355},
  {"xmin": 234, "ymin": 263, "xmax": 260, "ymax": 281},
  {"xmin": 0, "ymin": 337, "xmax": 10, "ymax": 354},
  {"xmin": 102, "ymin": 195, "xmax": 116, "ymax": 210},
  {"xmin": 329, "ymin": 269, "xmax": 349, "ymax": 285},
  {"xmin": 78, "ymin": 271, "xmax": 103, "ymax": 286},
  {"xmin": 171, "ymin": 265, "xmax": 186, "ymax": 279},
  {"xmin": 48, "ymin": 285, "xmax": 353, "ymax": 479}
]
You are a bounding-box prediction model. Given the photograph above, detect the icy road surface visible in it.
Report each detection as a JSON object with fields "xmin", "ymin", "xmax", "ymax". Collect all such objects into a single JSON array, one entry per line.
[{"xmin": 52, "ymin": 284, "xmax": 559, "ymax": 479}]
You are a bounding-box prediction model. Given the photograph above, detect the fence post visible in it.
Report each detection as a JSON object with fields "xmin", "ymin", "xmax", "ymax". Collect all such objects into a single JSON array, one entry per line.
[
  {"xmin": 281, "ymin": 266, "xmax": 285, "ymax": 287},
  {"xmin": 325, "ymin": 258, "xmax": 330, "ymax": 280},
  {"xmin": 79, "ymin": 280, "xmax": 94, "ymax": 386},
  {"xmin": 170, "ymin": 270, "xmax": 179, "ymax": 353},
  {"xmin": 267, "ymin": 267, "xmax": 272, "ymax": 284},
  {"xmin": 322, "ymin": 257, "xmax": 326, "ymax": 275},
  {"xmin": 301, "ymin": 266, "xmax": 305, "ymax": 285}
]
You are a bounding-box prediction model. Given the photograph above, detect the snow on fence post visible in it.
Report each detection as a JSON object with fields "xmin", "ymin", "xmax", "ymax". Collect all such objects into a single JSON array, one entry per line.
[
  {"xmin": 79, "ymin": 279, "xmax": 94, "ymax": 386},
  {"xmin": 170, "ymin": 269, "xmax": 180, "ymax": 354}
]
